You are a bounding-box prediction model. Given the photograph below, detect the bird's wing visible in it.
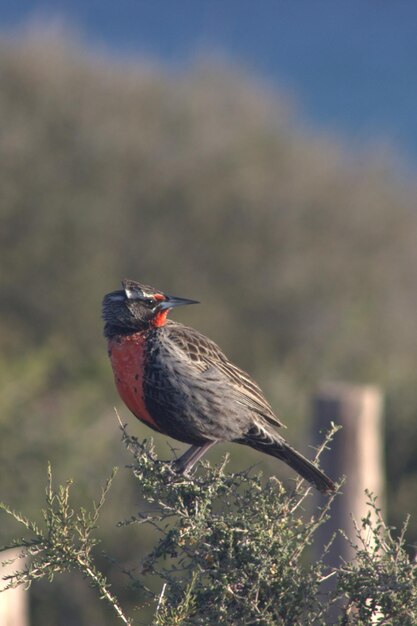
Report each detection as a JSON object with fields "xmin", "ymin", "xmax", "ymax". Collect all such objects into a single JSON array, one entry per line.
[{"xmin": 165, "ymin": 322, "xmax": 284, "ymax": 429}]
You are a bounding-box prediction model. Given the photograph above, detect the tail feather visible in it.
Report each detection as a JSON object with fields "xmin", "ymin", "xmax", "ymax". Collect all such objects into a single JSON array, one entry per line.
[
  {"xmin": 278, "ymin": 443, "xmax": 335, "ymax": 494},
  {"xmin": 245, "ymin": 435, "xmax": 336, "ymax": 494}
]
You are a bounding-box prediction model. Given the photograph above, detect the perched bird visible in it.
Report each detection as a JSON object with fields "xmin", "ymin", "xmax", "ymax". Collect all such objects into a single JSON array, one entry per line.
[{"xmin": 102, "ymin": 279, "xmax": 335, "ymax": 494}]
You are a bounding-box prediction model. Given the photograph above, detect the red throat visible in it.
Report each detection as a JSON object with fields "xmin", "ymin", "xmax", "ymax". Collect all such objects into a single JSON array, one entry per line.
[{"xmin": 152, "ymin": 308, "xmax": 169, "ymax": 327}]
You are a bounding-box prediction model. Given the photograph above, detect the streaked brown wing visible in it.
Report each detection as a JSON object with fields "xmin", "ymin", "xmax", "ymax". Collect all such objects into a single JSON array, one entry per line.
[{"xmin": 165, "ymin": 322, "xmax": 284, "ymax": 429}]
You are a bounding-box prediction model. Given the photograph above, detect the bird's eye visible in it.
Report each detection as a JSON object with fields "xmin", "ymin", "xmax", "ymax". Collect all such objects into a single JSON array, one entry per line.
[{"xmin": 145, "ymin": 298, "xmax": 155, "ymax": 306}]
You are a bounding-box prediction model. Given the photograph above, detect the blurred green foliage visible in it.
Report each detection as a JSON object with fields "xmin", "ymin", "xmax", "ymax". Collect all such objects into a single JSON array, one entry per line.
[{"xmin": 0, "ymin": 30, "xmax": 416, "ymax": 624}]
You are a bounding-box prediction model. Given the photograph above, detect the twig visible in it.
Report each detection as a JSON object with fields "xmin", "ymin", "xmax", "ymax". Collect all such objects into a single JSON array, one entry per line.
[{"xmin": 155, "ymin": 582, "xmax": 167, "ymax": 615}]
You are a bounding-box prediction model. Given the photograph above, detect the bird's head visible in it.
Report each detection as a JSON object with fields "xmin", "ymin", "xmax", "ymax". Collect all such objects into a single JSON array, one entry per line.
[{"xmin": 102, "ymin": 279, "xmax": 199, "ymax": 337}]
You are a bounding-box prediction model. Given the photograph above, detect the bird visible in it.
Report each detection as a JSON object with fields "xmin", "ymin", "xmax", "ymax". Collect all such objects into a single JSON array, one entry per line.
[{"xmin": 102, "ymin": 279, "xmax": 335, "ymax": 494}]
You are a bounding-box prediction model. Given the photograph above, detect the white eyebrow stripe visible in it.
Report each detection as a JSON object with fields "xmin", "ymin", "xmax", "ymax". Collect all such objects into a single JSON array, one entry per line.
[
  {"xmin": 124, "ymin": 288, "xmax": 155, "ymax": 300},
  {"xmin": 124, "ymin": 288, "xmax": 136, "ymax": 299}
]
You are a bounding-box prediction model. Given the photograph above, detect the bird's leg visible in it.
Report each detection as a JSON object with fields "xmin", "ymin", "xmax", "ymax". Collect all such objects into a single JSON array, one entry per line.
[{"xmin": 173, "ymin": 441, "xmax": 217, "ymax": 475}]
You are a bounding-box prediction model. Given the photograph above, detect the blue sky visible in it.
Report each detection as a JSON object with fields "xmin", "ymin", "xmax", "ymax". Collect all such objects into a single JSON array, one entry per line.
[{"xmin": 1, "ymin": 1, "xmax": 417, "ymax": 165}]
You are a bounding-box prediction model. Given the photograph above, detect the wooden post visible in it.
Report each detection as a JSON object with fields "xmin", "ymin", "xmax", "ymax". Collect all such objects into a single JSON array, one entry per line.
[
  {"xmin": 312, "ymin": 382, "xmax": 385, "ymax": 565},
  {"xmin": 0, "ymin": 548, "xmax": 29, "ymax": 626}
]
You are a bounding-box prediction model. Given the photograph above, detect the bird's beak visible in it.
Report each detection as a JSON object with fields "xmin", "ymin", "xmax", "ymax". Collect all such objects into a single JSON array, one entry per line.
[{"xmin": 158, "ymin": 295, "xmax": 199, "ymax": 311}]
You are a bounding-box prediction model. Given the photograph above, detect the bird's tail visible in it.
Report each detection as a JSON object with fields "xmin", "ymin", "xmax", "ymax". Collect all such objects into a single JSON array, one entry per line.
[{"xmin": 246, "ymin": 435, "xmax": 336, "ymax": 494}]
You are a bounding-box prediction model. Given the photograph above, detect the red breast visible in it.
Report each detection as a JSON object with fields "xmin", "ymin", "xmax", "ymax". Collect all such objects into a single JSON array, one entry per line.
[{"xmin": 108, "ymin": 332, "xmax": 160, "ymax": 430}]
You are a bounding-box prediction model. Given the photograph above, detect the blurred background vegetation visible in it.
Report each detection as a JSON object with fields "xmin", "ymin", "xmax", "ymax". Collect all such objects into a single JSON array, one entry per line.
[{"xmin": 1, "ymin": 29, "xmax": 417, "ymax": 625}]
